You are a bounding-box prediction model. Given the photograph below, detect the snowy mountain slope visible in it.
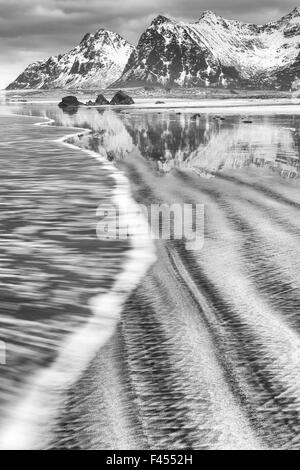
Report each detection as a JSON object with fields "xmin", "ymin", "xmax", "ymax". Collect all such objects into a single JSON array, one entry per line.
[
  {"xmin": 7, "ymin": 30, "xmax": 134, "ymax": 90},
  {"xmin": 114, "ymin": 8, "xmax": 300, "ymax": 89}
]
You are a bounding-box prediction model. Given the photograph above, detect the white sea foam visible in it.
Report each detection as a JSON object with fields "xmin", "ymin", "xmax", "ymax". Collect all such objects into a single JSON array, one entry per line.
[{"xmin": 0, "ymin": 117, "xmax": 156, "ymax": 450}]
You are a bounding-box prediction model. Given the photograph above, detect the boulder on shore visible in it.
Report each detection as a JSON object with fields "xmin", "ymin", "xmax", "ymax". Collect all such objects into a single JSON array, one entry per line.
[
  {"xmin": 95, "ymin": 94, "xmax": 110, "ymax": 105},
  {"xmin": 58, "ymin": 96, "xmax": 83, "ymax": 108},
  {"xmin": 110, "ymin": 91, "xmax": 135, "ymax": 105}
]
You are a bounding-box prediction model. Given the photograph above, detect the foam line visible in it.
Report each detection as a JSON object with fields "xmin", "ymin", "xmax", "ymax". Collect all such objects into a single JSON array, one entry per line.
[{"xmin": 0, "ymin": 115, "xmax": 156, "ymax": 450}]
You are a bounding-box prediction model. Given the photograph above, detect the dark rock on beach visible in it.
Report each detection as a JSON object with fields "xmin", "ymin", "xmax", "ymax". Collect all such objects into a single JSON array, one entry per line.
[
  {"xmin": 107, "ymin": 151, "xmax": 115, "ymax": 161},
  {"xmin": 58, "ymin": 96, "xmax": 83, "ymax": 108},
  {"xmin": 85, "ymin": 94, "xmax": 109, "ymax": 106},
  {"xmin": 110, "ymin": 91, "xmax": 135, "ymax": 105},
  {"xmin": 95, "ymin": 94, "xmax": 110, "ymax": 105}
]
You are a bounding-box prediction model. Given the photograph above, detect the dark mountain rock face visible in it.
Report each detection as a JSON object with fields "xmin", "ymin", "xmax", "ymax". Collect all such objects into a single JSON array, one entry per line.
[
  {"xmin": 114, "ymin": 15, "xmax": 223, "ymax": 88},
  {"xmin": 114, "ymin": 8, "xmax": 300, "ymax": 90}
]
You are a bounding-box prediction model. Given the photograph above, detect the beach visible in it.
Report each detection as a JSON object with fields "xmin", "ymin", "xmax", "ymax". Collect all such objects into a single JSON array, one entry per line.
[{"xmin": 0, "ymin": 95, "xmax": 300, "ymax": 449}]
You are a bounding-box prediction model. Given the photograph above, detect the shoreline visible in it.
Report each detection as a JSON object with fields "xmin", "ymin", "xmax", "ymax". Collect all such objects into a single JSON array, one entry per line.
[
  {"xmin": 2, "ymin": 98, "xmax": 300, "ymax": 116},
  {"xmin": 0, "ymin": 111, "xmax": 157, "ymax": 450}
]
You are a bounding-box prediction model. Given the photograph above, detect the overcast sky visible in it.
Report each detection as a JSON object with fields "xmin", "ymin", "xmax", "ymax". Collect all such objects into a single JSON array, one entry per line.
[{"xmin": 0, "ymin": 0, "xmax": 297, "ymax": 89}]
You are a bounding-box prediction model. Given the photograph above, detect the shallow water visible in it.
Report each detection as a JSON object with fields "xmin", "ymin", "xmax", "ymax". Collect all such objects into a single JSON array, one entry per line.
[
  {"xmin": 0, "ymin": 110, "xmax": 130, "ymax": 433},
  {"xmin": 0, "ymin": 95, "xmax": 300, "ymax": 449}
]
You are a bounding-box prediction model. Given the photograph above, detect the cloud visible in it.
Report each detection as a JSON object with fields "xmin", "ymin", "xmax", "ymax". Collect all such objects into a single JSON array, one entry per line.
[{"xmin": 0, "ymin": 0, "xmax": 297, "ymax": 89}]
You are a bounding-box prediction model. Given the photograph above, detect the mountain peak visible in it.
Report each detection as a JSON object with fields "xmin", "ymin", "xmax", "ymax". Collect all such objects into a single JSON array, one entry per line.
[
  {"xmin": 197, "ymin": 10, "xmax": 219, "ymax": 22},
  {"xmin": 291, "ymin": 6, "xmax": 300, "ymax": 15},
  {"xmin": 151, "ymin": 15, "xmax": 173, "ymax": 26},
  {"xmin": 200, "ymin": 10, "xmax": 218, "ymax": 19},
  {"xmin": 80, "ymin": 32, "xmax": 92, "ymax": 44},
  {"xmin": 80, "ymin": 28, "xmax": 122, "ymax": 44},
  {"xmin": 279, "ymin": 6, "xmax": 300, "ymax": 22},
  {"xmin": 94, "ymin": 28, "xmax": 115, "ymax": 38},
  {"xmin": 7, "ymin": 28, "xmax": 134, "ymax": 90}
]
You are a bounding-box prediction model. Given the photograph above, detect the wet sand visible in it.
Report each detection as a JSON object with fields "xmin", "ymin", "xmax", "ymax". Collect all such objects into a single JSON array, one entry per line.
[
  {"xmin": 1, "ymin": 103, "xmax": 300, "ymax": 449},
  {"xmin": 49, "ymin": 138, "xmax": 300, "ymax": 449}
]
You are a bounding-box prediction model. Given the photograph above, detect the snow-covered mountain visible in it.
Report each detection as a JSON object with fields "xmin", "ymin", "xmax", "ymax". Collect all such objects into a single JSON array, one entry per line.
[
  {"xmin": 8, "ymin": 8, "xmax": 300, "ymax": 91},
  {"xmin": 7, "ymin": 30, "xmax": 134, "ymax": 90},
  {"xmin": 114, "ymin": 8, "xmax": 300, "ymax": 90}
]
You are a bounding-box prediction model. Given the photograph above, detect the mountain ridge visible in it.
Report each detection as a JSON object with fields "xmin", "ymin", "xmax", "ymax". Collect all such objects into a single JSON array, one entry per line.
[
  {"xmin": 6, "ymin": 29, "xmax": 134, "ymax": 90},
  {"xmin": 7, "ymin": 8, "xmax": 300, "ymax": 91},
  {"xmin": 114, "ymin": 7, "xmax": 300, "ymax": 90}
]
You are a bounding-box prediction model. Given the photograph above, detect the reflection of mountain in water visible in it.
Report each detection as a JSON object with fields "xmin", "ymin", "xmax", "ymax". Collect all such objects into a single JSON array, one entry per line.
[
  {"xmin": 16, "ymin": 104, "xmax": 300, "ymax": 179},
  {"xmin": 59, "ymin": 109, "xmax": 134, "ymax": 160},
  {"xmin": 124, "ymin": 113, "xmax": 211, "ymax": 166},
  {"xmin": 19, "ymin": 106, "xmax": 135, "ymax": 160},
  {"xmin": 124, "ymin": 113, "xmax": 300, "ymax": 179}
]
